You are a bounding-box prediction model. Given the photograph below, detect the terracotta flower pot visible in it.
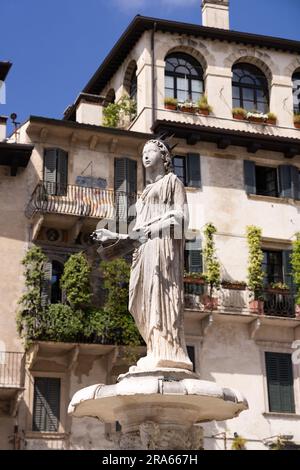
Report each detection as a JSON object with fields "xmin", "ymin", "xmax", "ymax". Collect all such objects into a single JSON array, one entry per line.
[
  {"xmin": 295, "ymin": 304, "xmax": 300, "ymax": 317},
  {"xmin": 294, "ymin": 122, "xmax": 300, "ymax": 129},
  {"xmin": 164, "ymin": 104, "xmax": 177, "ymax": 111},
  {"xmin": 267, "ymin": 119, "xmax": 276, "ymax": 125},
  {"xmin": 248, "ymin": 117, "xmax": 265, "ymax": 124},
  {"xmin": 232, "ymin": 113, "xmax": 246, "ymax": 120},
  {"xmin": 180, "ymin": 106, "xmax": 196, "ymax": 113},
  {"xmin": 198, "ymin": 108, "xmax": 209, "ymax": 116},
  {"xmin": 222, "ymin": 282, "xmax": 246, "ymax": 291},
  {"xmin": 249, "ymin": 299, "xmax": 264, "ymax": 315},
  {"xmin": 201, "ymin": 294, "xmax": 218, "ymax": 310}
]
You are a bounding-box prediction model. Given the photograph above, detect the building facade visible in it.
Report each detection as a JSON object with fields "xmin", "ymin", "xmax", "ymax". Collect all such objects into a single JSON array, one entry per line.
[{"xmin": 0, "ymin": 0, "xmax": 300, "ymax": 450}]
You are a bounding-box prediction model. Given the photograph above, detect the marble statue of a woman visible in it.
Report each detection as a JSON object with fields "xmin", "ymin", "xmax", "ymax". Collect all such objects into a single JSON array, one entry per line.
[{"xmin": 93, "ymin": 139, "xmax": 193, "ymax": 372}]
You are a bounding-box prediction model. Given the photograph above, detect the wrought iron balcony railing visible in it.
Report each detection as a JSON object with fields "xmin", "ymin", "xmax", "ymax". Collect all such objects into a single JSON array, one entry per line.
[
  {"xmin": 0, "ymin": 351, "xmax": 25, "ymax": 388},
  {"xmin": 263, "ymin": 289, "xmax": 295, "ymax": 318},
  {"xmin": 184, "ymin": 280, "xmax": 296, "ymax": 318},
  {"xmin": 25, "ymin": 181, "xmax": 137, "ymax": 221}
]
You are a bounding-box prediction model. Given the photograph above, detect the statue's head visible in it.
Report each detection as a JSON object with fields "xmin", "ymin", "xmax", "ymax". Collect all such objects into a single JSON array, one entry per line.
[{"xmin": 142, "ymin": 139, "xmax": 173, "ymax": 174}]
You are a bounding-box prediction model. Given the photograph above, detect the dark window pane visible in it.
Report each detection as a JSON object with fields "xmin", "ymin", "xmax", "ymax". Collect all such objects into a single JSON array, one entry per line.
[
  {"xmin": 256, "ymin": 166, "xmax": 278, "ymax": 197},
  {"xmin": 33, "ymin": 377, "xmax": 61, "ymax": 432},
  {"xmin": 262, "ymin": 250, "xmax": 283, "ymax": 285},
  {"xmin": 51, "ymin": 261, "xmax": 64, "ymax": 304},
  {"xmin": 232, "ymin": 63, "xmax": 269, "ymax": 111},
  {"xmin": 165, "ymin": 53, "xmax": 203, "ymax": 104},
  {"xmin": 265, "ymin": 352, "xmax": 295, "ymax": 413}
]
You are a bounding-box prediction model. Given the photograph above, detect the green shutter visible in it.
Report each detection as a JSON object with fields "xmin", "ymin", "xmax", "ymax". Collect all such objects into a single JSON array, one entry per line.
[
  {"xmin": 56, "ymin": 149, "xmax": 68, "ymax": 196},
  {"xmin": 185, "ymin": 239, "xmax": 202, "ymax": 273},
  {"xmin": 33, "ymin": 377, "xmax": 61, "ymax": 432},
  {"xmin": 244, "ymin": 160, "xmax": 256, "ymax": 195},
  {"xmin": 291, "ymin": 166, "xmax": 300, "ymax": 200},
  {"xmin": 44, "ymin": 149, "xmax": 57, "ymax": 195},
  {"xmin": 265, "ymin": 352, "xmax": 295, "ymax": 413},
  {"xmin": 114, "ymin": 158, "xmax": 127, "ymax": 193},
  {"xmin": 187, "ymin": 153, "xmax": 201, "ymax": 188},
  {"xmin": 128, "ymin": 159, "xmax": 137, "ymax": 195},
  {"xmin": 41, "ymin": 260, "xmax": 52, "ymax": 307},
  {"xmin": 279, "ymin": 165, "xmax": 293, "ymax": 198}
]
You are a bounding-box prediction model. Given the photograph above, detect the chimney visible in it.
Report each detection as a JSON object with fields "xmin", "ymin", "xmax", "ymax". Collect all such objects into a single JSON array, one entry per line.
[
  {"xmin": 0, "ymin": 116, "xmax": 7, "ymax": 141},
  {"xmin": 202, "ymin": 0, "xmax": 230, "ymax": 30}
]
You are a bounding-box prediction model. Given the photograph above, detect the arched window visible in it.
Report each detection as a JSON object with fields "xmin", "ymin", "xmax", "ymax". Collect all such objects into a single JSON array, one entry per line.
[
  {"xmin": 165, "ymin": 53, "xmax": 204, "ymax": 103},
  {"xmin": 232, "ymin": 63, "xmax": 269, "ymax": 113},
  {"xmin": 292, "ymin": 71, "xmax": 300, "ymax": 114},
  {"xmin": 105, "ymin": 89, "xmax": 115, "ymax": 106},
  {"xmin": 51, "ymin": 261, "xmax": 64, "ymax": 304},
  {"xmin": 129, "ymin": 66, "xmax": 137, "ymax": 101}
]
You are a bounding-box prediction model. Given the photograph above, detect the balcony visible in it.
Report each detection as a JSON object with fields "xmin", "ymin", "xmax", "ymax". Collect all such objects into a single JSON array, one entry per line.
[
  {"xmin": 25, "ymin": 181, "xmax": 136, "ymax": 221},
  {"xmin": 263, "ymin": 289, "xmax": 295, "ymax": 318},
  {"xmin": 0, "ymin": 351, "xmax": 25, "ymax": 415},
  {"xmin": 184, "ymin": 280, "xmax": 297, "ymax": 319}
]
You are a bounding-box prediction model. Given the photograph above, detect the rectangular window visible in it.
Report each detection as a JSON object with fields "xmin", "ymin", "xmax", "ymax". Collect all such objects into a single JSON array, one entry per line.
[
  {"xmin": 185, "ymin": 239, "xmax": 202, "ymax": 273},
  {"xmin": 172, "ymin": 154, "xmax": 201, "ymax": 188},
  {"xmin": 262, "ymin": 250, "xmax": 283, "ymax": 286},
  {"xmin": 173, "ymin": 156, "xmax": 186, "ymax": 185},
  {"xmin": 255, "ymin": 166, "xmax": 278, "ymax": 197},
  {"xmin": 265, "ymin": 352, "xmax": 295, "ymax": 413},
  {"xmin": 33, "ymin": 377, "xmax": 61, "ymax": 432}
]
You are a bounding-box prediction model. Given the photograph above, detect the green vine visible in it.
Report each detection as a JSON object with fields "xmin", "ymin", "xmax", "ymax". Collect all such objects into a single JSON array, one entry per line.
[
  {"xmin": 99, "ymin": 259, "xmax": 143, "ymax": 346},
  {"xmin": 17, "ymin": 247, "xmax": 143, "ymax": 348},
  {"xmin": 103, "ymin": 95, "xmax": 137, "ymax": 128},
  {"xmin": 60, "ymin": 252, "xmax": 92, "ymax": 309},
  {"xmin": 203, "ymin": 223, "xmax": 220, "ymax": 294},
  {"xmin": 291, "ymin": 232, "xmax": 300, "ymax": 304},
  {"xmin": 17, "ymin": 246, "xmax": 47, "ymax": 342},
  {"xmin": 246, "ymin": 226, "xmax": 264, "ymax": 299}
]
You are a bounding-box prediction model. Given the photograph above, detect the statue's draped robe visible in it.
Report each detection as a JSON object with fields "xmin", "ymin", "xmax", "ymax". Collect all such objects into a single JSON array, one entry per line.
[{"xmin": 129, "ymin": 172, "xmax": 192, "ymax": 371}]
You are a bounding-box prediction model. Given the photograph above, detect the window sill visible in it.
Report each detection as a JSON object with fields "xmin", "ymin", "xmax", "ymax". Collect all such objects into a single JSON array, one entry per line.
[
  {"xmin": 25, "ymin": 431, "xmax": 68, "ymax": 440},
  {"xmin": 263, "ymin": 412, "xmax": 300, "ymax": 419},
  {"xmin": 248, "ymin": 194, "xmax": 289, "ymax": 204}
]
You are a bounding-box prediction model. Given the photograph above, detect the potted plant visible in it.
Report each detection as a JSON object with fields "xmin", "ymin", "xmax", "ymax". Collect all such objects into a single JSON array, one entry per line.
[
  {"xmin": 232, "ymin": 107, "xmax": 247, "ymax": 120},
  {"xmin": 231, "ymin": 433, "xmax": 247, "ymax": 450},
  {"xmin": 291, "ymin": 232, "xmax": 300, "ymax": 317},
  {"xmin": 246, "ymin": 225, "xmax": 265, "ymax": 314},
  {"xmin": 246, "ymin": 110, "xmax": 268, "ymax": 123},
  {"xmin": 164, "ymin": 97, "xmax": 178, "ymax": 111},
  {"xmin": 178, "ymin": 100, "xmax": 197, "ymax": 113},
  {"xmin": 221, "ymin": 280, "xmax": 247, "ymax": 290},
  {"xmin": 268, "ymin": 281, "xmax": 289, "ymax": 292},
  {"xmin": 202, "ymin": 223, "xmax": 220, "ymax": 310},
  {"xmin": 197, "ymin": 95, "xmax": 212, "ymax": 115},
  {"xmin": 266, "ymin": 112, "xmax": 277, "ymax": 125},
  {"xmin": 294, "ymin": 113, "xmax": 300, "ymax": 129},
  {"xmin": 184, "ymin": 271, "xmax": 206, "ymax": 285}
]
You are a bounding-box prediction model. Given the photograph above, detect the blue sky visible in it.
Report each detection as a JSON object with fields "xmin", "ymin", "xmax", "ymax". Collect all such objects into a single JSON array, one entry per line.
[{"xmin": 1, "ymin": 0, "xmax": 300, "ymax": 133}]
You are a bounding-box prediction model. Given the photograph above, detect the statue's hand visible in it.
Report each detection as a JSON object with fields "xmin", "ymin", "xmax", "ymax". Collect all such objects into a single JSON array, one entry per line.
[
  {"xmin": 91, "ymin": 228, "xmax": 118, "ymax": 243},
  {"xmin": 130, "ymin": 226, "xmax": 150, "ymax": 244}
]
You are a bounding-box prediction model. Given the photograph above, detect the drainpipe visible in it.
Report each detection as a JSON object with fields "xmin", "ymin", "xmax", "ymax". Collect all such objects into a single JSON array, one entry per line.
[{"xmin": 151, "ymin": 22, "xmax": 157, "ymax": 129}]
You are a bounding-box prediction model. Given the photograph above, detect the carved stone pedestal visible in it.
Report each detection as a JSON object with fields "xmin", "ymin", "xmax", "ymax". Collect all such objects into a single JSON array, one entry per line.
[
  {"xmin": 68, "ymin": 370, "xmax": 248, "ymax": 450},
  {"xmin": 117, "ymin": 421, "xmax": 204, "ymax": 450}
]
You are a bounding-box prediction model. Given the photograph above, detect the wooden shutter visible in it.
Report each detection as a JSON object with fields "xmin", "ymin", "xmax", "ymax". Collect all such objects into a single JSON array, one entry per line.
[
  {"xmin": 114, "ymin": 158, "xmax": 127, "ymax": 192},
  {"xmin": 44, "ymin": 149, "xmax": 57, "ymax": 195},
  {"xmin": 41, "ymin": 260, "xmax": 52, "ymax": 307},
  {"xmin": 33, "ymin": 377, "xmax": 61, "ymax": 432},
  {"xmin": 244, "ymin": 160, "xmax": 256, "ymax": 195},
  {"xmin": 282, "ymin": 250, "xmax": 294, "ymax": 292},
  {"xmin": 187, "ymin": 153, "xmax": 201, "ymax": 188},
  {"xmin": 265, "ymin": 352, "xmax": 295, "ymax": 413},
  {"xmin": 291, "ymin": 166, "xmax": 300, "ymax": 200},
  {"xmin": 279, "ymin": 165, "xmax": 292, "ymax": 198},
  {"xmin": 56, "ymin": 149, "xmax": 68, "ymax": 196},
  {"xmin": 185, "ymin": 239, "xmax": 202, "ymax": 273}
]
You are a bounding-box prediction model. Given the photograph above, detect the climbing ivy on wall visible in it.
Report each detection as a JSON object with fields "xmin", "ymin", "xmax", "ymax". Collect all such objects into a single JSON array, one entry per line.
[{"xmin": 17, "ymin": 247, "xmax": 143, "ymax": 347}]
